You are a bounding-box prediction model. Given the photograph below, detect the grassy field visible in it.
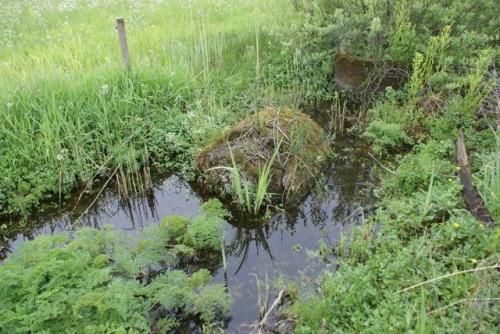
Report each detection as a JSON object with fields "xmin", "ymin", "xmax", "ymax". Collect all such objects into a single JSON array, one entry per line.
[{"xmin": 0, "ymin": 0, "xmax": 299, "ymax": 217}]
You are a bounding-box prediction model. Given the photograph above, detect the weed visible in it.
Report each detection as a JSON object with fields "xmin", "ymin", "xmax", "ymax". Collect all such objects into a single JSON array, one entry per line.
[
  {"xmin": 214, "ymin": 139, "xmax": 282, "ymax": 215},
  {"xmin": 364, "ymin": 120, "xmax": 411, "ymax": 155},
  {"xmin": 0, "ymin": 199, "xmax": 230, "ymax": 332},
  {"xmin": 474, "ymin": 140, "xmax": 500, "ymax": 221}
]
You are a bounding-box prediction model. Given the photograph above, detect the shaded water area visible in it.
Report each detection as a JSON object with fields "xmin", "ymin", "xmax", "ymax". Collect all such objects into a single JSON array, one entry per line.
[{"xmin": 0, "ymin": 133, "xmax": 375, "ymax": 332}]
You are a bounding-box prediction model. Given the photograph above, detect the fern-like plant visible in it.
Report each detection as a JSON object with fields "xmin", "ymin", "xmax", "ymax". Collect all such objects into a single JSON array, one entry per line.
[{"xmin": 0, "ymin": 200, "xmax": 230, "ymax": 333}]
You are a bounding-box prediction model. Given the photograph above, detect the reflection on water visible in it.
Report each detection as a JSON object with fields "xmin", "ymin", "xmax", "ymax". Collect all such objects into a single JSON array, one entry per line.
[
  {"xmin": 218, "ymin": 136, "xmax": 374, "ymax": 331},
  {"xmin": 0, "ymin": 176, "xmax": 201, "ymax": 259},
  {"xmin": 0, "ymin": 135, "xmax": 374, "ymax": 332}
]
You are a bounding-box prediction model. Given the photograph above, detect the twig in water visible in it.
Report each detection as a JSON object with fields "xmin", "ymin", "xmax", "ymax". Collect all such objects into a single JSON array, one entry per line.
[
  {"xmin": 221, "ymin": 236, "xmax": 227, "ymax": 276},
  {"xmin": 257, "ymin": 289, "xmax": 286, "ymax": 333},
  {"xmin": 367, "ymin": 152, "xmax": 396, "ymax": 175},
  {"xmin": 70, "ymin": 166, "xmax": 120, "ymax": 228},
  {"xmin": 338, "ymin": 206, "xmax": 365, "ymax": 225}
]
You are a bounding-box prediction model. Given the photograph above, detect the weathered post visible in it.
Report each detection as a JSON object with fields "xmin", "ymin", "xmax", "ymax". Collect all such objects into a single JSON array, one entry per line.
[{"xmin": 116, "ymin": 17, "xmax": 131, "ymax": 71}]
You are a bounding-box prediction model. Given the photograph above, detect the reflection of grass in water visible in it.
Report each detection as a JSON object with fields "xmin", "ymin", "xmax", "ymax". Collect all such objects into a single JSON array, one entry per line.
[
  {"xmin": 227, "ymin": 226, "xmax": 274, "ymax": 275},
  {"xmin": 222, "ymin": 135, "xmax": 376, "ymax": 274}
]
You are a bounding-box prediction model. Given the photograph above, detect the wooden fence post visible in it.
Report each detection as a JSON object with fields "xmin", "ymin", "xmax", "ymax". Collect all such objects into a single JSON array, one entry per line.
[{"xmin": 116, "ymin": 17, "xmax": 131, "ymax": 71}]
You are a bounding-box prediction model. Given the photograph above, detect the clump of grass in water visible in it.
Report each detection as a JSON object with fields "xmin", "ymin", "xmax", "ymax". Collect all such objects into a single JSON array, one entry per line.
[{"xmin": 214, "ymin": 139, "xmax": 282, "ymax": 215}]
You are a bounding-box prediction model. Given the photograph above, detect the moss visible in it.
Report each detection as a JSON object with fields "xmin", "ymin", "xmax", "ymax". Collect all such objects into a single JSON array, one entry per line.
[{"xmin": 196, "ymin": 107, "xmax": 332, "ymax": 205}]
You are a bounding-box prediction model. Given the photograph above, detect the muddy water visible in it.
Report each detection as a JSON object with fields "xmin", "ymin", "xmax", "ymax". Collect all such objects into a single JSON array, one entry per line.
[{"xmin": 0, "ymin": 136, "xmax": 374, "ymax": 332}]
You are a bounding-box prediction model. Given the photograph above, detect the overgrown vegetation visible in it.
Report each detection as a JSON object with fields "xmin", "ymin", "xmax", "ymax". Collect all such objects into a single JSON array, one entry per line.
[
  {"xmin": 0, "ymin": 0, "xmax": 298, "ymax": 218},
  {"xmin": 0, "ymin": 200, "xmax": 229, "ymax": 333},
  {"xmin": 286, "ymin": 0, "xmax": 499, "ymax": 332},
  {"xmin": 1, "ymin": 0, "xmax": 499, "ymax": 332}
]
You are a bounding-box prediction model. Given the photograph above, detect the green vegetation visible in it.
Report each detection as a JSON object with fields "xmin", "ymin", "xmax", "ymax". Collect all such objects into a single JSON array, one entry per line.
[
  {"xmin": 0, "ymin": 0, "xmax": 298, "ymax": 217},
  {"xmin": 1, "ymin": 0, "xmax": 499, "ymax": 332},
  {"xmin": 0, "ymin": 200, "xmax": 229, "ymax": 333},
  {"xmin": 364, "ymin": 120, "xmax": 411, "ymax": 155},
  {"xmin": 286, "ymin": 1, "xmax": 499, "ymax": 332},
  {"xmin": 218, "ymin": 138, "xmax": 281, "ymax": 215}
]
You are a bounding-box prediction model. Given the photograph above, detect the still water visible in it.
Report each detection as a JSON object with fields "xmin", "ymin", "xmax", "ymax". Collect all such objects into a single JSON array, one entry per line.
[{"xmin": 0, "ymin": 136, "xmax": 374, "ymax": 332}]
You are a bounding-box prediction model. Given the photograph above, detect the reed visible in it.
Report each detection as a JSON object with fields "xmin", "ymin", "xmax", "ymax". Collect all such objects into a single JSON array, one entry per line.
[{"xmin": 222, "ymin": 139, "xmax": 282, "ymax": 215}]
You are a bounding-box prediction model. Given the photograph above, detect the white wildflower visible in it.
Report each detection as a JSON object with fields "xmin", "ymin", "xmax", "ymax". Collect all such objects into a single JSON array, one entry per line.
[
  {"xmin": 57, "ymin": 149, "xmax": 69, "ymax": 161},
  {"xmin": 100, "ymin": 84, "xmax": 110, "ymax": 95},
  {"xmin": 165, "ymin": 132, "xmax": 177, "ymax": 144}
]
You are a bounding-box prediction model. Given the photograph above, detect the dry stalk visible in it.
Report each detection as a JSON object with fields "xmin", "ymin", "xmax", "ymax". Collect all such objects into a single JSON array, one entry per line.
[{"xmin": 397, "ymin": 263, "xmax": 499, "ymax": 293}]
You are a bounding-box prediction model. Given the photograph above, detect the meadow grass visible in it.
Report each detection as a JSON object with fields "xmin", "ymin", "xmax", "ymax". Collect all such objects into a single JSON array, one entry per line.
[{"xmin": 0, "ymin": 0, "xmax": 298, "ymax": 216}]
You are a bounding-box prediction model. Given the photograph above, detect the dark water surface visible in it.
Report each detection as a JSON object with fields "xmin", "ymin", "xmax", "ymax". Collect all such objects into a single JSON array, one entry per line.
[{"xmin": 0, "ymin": 135, "xmax": 374, "ymax": 332}]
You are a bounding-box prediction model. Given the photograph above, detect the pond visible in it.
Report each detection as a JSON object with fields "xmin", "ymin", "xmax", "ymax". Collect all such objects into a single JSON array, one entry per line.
[{"xmin": 0, "ymin": 134, "xmax": 375, "ymax": 333}]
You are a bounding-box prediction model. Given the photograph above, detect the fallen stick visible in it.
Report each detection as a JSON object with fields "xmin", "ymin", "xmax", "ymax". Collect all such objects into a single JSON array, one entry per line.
[
  {"xmin": 71, "ymin": 166, "xmax": 120, "ymax": 228},
  {"xmin": 367, "ymin": 152, "xmax": 396, "ymax": 175},
  {"xmin": 257, "ymin": 289, "xmax": 286, "ymax": 334},
  {"xmin": 456, "ymin": 132, "xmax": 495, "ymax": 226}
]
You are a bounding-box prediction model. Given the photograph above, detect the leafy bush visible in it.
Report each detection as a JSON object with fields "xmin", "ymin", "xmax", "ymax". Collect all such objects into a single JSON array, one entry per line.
[
  {"xmin": 0, "ymin": 200, "xmax": 230, "ymax": 333},
  {"xmin": 302, "ymin": 0, "xmax": 498, "ymax": 63}
]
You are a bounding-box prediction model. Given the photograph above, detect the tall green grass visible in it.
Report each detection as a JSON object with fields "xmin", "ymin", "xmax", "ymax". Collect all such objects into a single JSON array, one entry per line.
[
  {"xmin": 475, "ymin": 137, "xmax": 500, "ymax": 220},
  {"xmin": 212, "ymin": 139, "xmax": 282, "ymax": 215},
  {"xmin": 0, "ymin": 0, "xmax": 298, "ymax": 216}
]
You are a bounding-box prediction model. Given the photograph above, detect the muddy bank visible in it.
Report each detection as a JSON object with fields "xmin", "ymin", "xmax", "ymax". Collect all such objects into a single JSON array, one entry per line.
[{"xmin": 334, "ymin": 52, "xmax": 408, "ymax": 103}]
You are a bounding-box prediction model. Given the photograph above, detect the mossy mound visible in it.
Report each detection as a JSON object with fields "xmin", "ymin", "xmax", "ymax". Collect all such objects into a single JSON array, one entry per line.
[{"xmin": 196, "ymin": 107, "xmax": 332, "ymax": 205}]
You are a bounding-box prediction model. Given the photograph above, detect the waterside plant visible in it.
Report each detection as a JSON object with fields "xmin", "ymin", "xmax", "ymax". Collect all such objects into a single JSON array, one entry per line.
[{"xmin": 0, "ymin": 200, "xmax": 230, "ymax": 333}]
